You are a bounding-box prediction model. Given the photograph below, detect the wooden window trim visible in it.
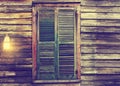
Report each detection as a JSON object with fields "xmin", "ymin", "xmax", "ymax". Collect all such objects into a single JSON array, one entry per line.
[
  {"xmin": 34, "ymin": 80, "xmax": 80, "ymax": 84},
  {"xmin": 32, "ymin": 3, "xmax": 81, "ymax": 82},
  {"xmin": 76, "ymin": 5, "xmax": 81, "ymax": 80},
  {"xmin": 32, "ymin": 6, "xmax": 37, "ymax": 80},
  {"xmin": 33, "ymin": 0, "xmax": 81, "ymax": 3}
]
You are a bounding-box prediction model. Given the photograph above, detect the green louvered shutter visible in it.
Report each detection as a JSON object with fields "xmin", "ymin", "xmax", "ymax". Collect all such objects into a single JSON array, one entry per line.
[
  {"xmin": 37, "ymin": 7, "xmax": 76, "ymax": 80},
  {"xmin": 57, "ymin": 8, "xmax": 76, "ymax": 79},
  {"xmin": 37, "ymin": 8, "xmax": 56, "ymax": 80}
]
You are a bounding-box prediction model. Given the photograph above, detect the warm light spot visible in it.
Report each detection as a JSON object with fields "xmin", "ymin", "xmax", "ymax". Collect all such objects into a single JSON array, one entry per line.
[{"xmin": 3, "ymin": 35, "xmax": 12, "ymax": 51}]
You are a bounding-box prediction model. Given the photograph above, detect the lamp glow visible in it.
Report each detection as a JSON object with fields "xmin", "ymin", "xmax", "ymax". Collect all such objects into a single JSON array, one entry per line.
[{"xmin": 3, "ymin": 35, "xmax": 12, "ymax": 51}]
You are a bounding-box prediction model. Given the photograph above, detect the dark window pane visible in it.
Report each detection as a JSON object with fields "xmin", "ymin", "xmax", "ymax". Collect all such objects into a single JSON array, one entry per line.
[{"xmin": 39, "ymin": 8, "xmax": 55, "ymax": 41}]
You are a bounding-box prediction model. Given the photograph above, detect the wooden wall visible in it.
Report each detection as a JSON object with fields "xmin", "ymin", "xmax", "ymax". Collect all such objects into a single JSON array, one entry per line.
[
  {"xmin": 0, "ymin": 0, "xmax": 120, "ymax": 86},
  {"xmin": 0, "ymin": 0, "xmax": 32, "ymax": 85},
  {"xmin": 81, "ymin": 0, "xmax": 120, "ymax": 86}
]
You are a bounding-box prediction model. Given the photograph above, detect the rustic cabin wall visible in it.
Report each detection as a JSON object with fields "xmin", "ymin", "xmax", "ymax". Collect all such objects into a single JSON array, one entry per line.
[
  {"xmin": 0, "ymin": 0, "xmax": 120, "ymax": 86},
  {"xmin": 0, "ymin": 1, "xmax": 32, "ymax": 85},
  {"xmin": 81, "ymin": 0, "xmax": 120, "ymax": 86}
]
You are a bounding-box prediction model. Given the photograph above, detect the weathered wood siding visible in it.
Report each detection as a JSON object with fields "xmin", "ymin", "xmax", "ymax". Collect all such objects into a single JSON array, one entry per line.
[
  {"xmin": 0, "ymin": 0, "xmax": 120, "ymax": 86},
  {"xmin": 81, "ymin": 0, "xmax": 120, "ymax": 86},
  {"xmin": 0, "ymin": 0, "xmax": 32, "ymax": 85}
]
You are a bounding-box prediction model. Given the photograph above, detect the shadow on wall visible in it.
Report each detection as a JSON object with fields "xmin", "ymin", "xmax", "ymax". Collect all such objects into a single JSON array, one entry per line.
[
  {"xmin": 0, "ymin": 34, "xmax": 32, "ymax": 83},
  {"xmin": 94, "ymin": 31, "xmax": 120, "ymax": 86}
]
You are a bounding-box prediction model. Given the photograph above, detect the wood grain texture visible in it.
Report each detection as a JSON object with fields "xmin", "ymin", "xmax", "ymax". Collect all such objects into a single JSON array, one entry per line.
[
  {"xmin": 0, "ymin": 0, "xmax": 31, "ymax": 6},
  {"xmin": 81, "ymin": 67, "xmax": 120, "ymax": 74},
  {"xmin": 81, "ymin": 75, "xmax": 120, "ymax": 81},
  {"xmin": 0, "ymin": 0, "xmax": 119, "ymax": 85},
  {"xmin": 0, "ymin": 77, "xmax": 32, "ymax": 83},
  {"xmin": 81, "ymin": 1, "xmax": 120, "ymax": 85},
  {"xmin": 0, "ymin": 32, "xmax": 31, "ymax": 37},
  {"xmin": 81, "ymin": 46, "xmax": 120, "ymax": 54},
  {"xmin": 81, "ymin": 60, "xmax": 120, "ymax": 67},
  {"xmin": 81, "ymin": 20, "xmax": 120, "ymax": 26},
  {"xmin": 81, "ymin": 33, "xmax": 120, "ymax": 41},
  {"xmin": 0, "ymin": 25, "xmax": 31, "ymax": 31},
  {"xmin": 81, "ymin": 26, "xmax": 120, "ymax": 33},
  {"xmin": 0, "ymin": 58, "xmax": 32, "ymax": 65},
  {"xmin": 0, "ymin": 65, "xmax": 32, "ymax": 71},
  {"xmin": 81, "ymin": 0, "xmax": 120, "ymax": 6},
  {"xmin": 0, "ymin": 13, "xmax": 31, "ymax": 19},
  {"xmin": 76, "ymin": 6, "xmax": 81, "ymax": 79},
  {"xmin": 81, "ymin": 54, "xmax": 120, "ymax": 60},
  {"xmin": 0, "ymin": 18, "xmax": 31, "ymax": 25},
  {"xmin": 81, "ymin": 80, "xmax": 120, "ymax": 86},
  {"xmin": 32, "ymin": 7, "xmax": 37, "ymax": 80},
  {"xmin": 81, "ymin": 13, "xmax": 120, "ymax": 19},
  {"xmin": 33, "ymin": 0, "xmax": 81, "ymax": 3},
  {"xmin": 81, "ymin": 6, "xmax": 120, "ymax": 13},
  {"xmin": 0, "ymin": 1, "xmax": 32, "ymax": 83},
  {"xmin": 0, "ymin": 71, "xmax": 32, "ymax": 77},
  {"xmin": 0, "ymin": 5, "xmax": 31, "ymax": 13},
  {"xmin": 0, "ymin": 84, "xmax": 31, "ymax": 86}
]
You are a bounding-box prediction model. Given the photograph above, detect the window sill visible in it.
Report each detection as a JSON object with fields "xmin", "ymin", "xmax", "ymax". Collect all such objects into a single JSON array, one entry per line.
[
  {"xmin": 34, "ymin": 80, "xmax": 81, "ymax": 84},
  {"xmin": 33, "ymin": 0, "xmax": 81, "ymax": 3}
]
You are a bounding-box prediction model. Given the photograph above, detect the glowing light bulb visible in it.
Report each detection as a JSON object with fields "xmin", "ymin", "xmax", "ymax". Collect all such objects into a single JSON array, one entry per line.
[{"xmin": 3, "ymin": 35, "xmax": 12, "ymax": 51}]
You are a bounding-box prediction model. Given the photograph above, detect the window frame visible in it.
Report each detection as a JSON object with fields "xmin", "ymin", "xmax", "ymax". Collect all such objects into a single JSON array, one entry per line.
[{"xmin": 32, "ymin": 3, "xmax": 81, "ymax": 83}]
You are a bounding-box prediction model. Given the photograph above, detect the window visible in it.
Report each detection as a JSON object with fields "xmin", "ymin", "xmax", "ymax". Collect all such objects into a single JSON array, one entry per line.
[{"xmin": 32, "ymin": 3, "xmax": 80, "ymax": 81}]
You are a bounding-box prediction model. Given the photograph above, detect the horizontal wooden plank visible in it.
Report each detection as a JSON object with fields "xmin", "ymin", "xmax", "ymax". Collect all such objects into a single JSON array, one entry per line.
[
  {"xmin": 3, "ymin": 35, "xmax": 32, "ymax": 38},
  {"xmin": 0, "ymin": 65, "xmax": 32, "ymax": 71},
  {"xmin": 81, "ymin": 47, "xmax": 120, "ymax": 54},
  {"xmin": 82, "ymin": 44, "xmax": 120, "ymax": 49},
  {"xmin": 0, "ymin": 0, "xmax": 31, "ymax": 6},
  {"xmin": 0, "ymin": 6, "xmax": 31, "ymax": 13},
  {"xmin": 0, "ymin": 0, "xmax": 30, "ymax": 2},
  {"xmin": 0, "ymin": 41, "xmax": 32, "ymax": 47},
  {"xmin": 0, "ymin": 41, "xmax": 31, "ymax": 47},
  {"xmin": 0, "ymin": 37, "xmax": 32, "ymax": 44},
  {"xmin": 0, "ymin": 71, "xmax": 32, "ymax": 77},
  {"xmin": 81, "ymin": 40, "xmax": 120, "ymax": 46},
  {"xmin": 81, "ymin": 60, "xmax": 120, "ymax": 67},
  {"xmin": 81, "ymin": 75, "xmax": 120, "ymax": 81},
  {"xmin": 81, "ymin": 54, "xmax": 120, "ymax": 60},
  {"xmin": 13, "ymin": 42, "xmax": 32, "ymax": 46},
  {"xmin": 81, "ymin": 26, "xmax": 120, "ymax": 33},
  {"xmin": 81, "ymin": 0, "xmax": 120, "ymax": 6},
  {"xmin": 0, "ymin": 76, "xmax": 32, "ymax": 83},
  {"xmin": 81, "ymin": 33, "xmax": 120, "ymax": 41},
  {"xmin": 0, "ymin": 13, "xmax": 31, "ymax": 19},
  {"xmin": 0, "ymin": 25, "xmax": 31, "ymax": 31},
  {"xmin": 0, "ymin": 52, "xmax": 32, "ymax": 58},
  {"xmin": 0, "ymin": 84, "xmax": 31, "ymax": 86},
  {"xmin": 81, "ymin": 68, "xmax": 120, "ymax": 74},
  {"xmin": 11, "ymin": 44, "xmax": 32, "ymax": 49},
  {"xmin": 81, "ymin": 81, "xmax": 120, "ymax": 86},
  {"xmin": 0, "ymin": 18, "xmax": 31, "ymax": 25},
  {"xmin": 81, "ymin": 13, "xmax": 120, "ymax": 19},
  {"xmin": 81, "ymin": 6, "xmax": 120, "ymax": 13},
  {"xmin": 0, "ymin": 58, "xmax": 32, "ymax": 65},
  {"xmin": 81, "ymin": 20, "xmax": 120, "ymax": 26},
  {"xmin": 0, "ymin": 32, "xmax": 31, "ymax": 37}
]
